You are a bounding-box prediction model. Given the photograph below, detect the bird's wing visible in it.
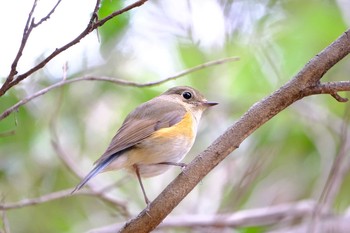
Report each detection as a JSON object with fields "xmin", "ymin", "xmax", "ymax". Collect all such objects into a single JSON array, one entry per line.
[{"xmin": 94, "ymin": 98, "xmax": 186, "ymax": 165}]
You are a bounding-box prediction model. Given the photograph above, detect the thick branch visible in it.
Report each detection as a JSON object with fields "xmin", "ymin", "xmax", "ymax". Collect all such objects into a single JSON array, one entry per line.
[{"xmin": 119, "ymin": 29, "xmax": 350, "ymax": 233}]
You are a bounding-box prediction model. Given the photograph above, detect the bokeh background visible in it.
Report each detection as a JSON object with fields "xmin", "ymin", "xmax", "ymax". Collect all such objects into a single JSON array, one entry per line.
[{"xmin": 1, "ymin": 0, "xmax": 350, "ymax": 232}]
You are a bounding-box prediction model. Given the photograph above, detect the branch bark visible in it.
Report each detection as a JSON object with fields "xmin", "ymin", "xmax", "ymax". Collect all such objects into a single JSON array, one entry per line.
[{"xmin": 118, "ymin": 29, "xmax": 350, "ymax": 232}]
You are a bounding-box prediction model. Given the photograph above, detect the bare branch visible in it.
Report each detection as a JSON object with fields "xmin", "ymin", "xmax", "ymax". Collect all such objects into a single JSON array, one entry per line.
[
  {"xmin": 0, "ymin": 189, "xmax": 71, "ymax": 210},
  {"xmin": 0, "ymin": 187, "xmax": 128, "ymax": 216},
  {"xmin": 95, "ymin": 0, "xmax": 148, "ymax": 28},
  {"xmin": 88, "ymin": 200, "xmax": 321, "ymax": 233},
  {"xmin": 118, "ymin": 29, "xmax": 350, "ymax": 233},
  {"xmin": 6, "ymin": 0, "xmax": 38, "ymax": 82},
  {"xmin": 33, "ymin": 0, "xmax": 62, "ymax": 27},
  {"xmin": 331, "ymin": 93, "xmax": 348, "ymax": 102},
  {"xmin": 142, "ymin": 56, "xmax": 240, "ymax": 86},
  {"xmin": 0, "ymin": 0, "xmax": 148, "ymax": 97},
  {"xmin": 0, "ymin": 56, "xmax": 239, "ymax": 121},
  {"xmin": 5, "ymin": 0, "xmax": 62, "ymax": 86},
  {"xmin": 24, "ymin": 0, "xmax": 38, "ymax": 33},
  {"xmin": 303, "ymin": 81, "xmax": 350, "ymax": 101}
]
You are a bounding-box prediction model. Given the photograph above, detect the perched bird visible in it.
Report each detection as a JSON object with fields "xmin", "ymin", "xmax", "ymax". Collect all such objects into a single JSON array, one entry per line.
[{"xmin": 72, "ymin": 86, "xmax": 217, "ymax": 204}]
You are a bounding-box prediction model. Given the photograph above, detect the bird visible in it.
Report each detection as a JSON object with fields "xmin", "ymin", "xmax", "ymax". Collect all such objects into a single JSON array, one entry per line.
[{"xmin": 71, "ymin": 86, "xmax": 218, "ymax": 204}]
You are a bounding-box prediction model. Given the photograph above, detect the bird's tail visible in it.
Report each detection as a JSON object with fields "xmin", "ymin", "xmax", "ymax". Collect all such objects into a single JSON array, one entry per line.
[{"xmin": 71, "ymin": 153, "xmax": 120, "ymax": 194}]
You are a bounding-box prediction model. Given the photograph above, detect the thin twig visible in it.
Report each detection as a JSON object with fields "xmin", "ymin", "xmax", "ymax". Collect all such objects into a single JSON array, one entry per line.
[
  {"xmin": 24, "ymin": 0, "xmax": 38, "ymax": 33},
  {"xmin": 303, "ymin": 81, "xmax": 350, "ymax": 102},
  {"xmin": 0, "ymin": 189, "xmax": 70, "ymax": 210},
  {"xmin": 0, "ymin": 56, "xmax": 240, "ymax": 121},
  {"xmin": 33, "ymin": 0, "xmax": 62, "ymax": 27},
  {"xmin": 6, "ymin": 0, "xmax": 62, "ymax": 84},
  {"xmin": 7, "ymin": 0, "xmax": 38, "ymax": 82},
  {"xmin": 95, "ymin": 0, "xmax": 148, "ymax": 28},
  {"xmin": 331, "ymin": 93, "xmax": 348, "ymax": 102},
  {"xmin": 0, "ymin": 0, "xmax": 148, "ymax": 97},
  {"xmin": 0, "ymin": 188, "xmax": 125, "ymax": 213}
]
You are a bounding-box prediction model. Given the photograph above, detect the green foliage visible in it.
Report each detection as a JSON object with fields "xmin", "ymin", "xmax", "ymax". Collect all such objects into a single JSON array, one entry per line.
[
  {"xmin": 1, "ymin": 0, "xmax": 350, "ymax": 232},
  {"xmin": 238, "ymin": 226, "xmax": 268, "ymax": 233},
  {"xmin": 98, "ymin": 0, "xmax": 129, "ymax": 57}
]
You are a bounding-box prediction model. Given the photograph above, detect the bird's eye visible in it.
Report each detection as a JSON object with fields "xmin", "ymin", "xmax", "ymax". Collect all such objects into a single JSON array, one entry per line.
[{"xmin": 182, "ymin": 91, "xmax": 192, "ymax": 100}]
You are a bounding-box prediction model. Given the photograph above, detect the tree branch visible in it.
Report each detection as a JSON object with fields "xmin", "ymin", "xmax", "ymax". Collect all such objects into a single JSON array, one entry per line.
[
  {"xmin": 7, "ymin": 0, "xmax": 38, "ymax": 82},
  {"xmin": 0, "ymin": 188, "xmax": 127, "ymax": 214},
  {"xmin": 0, "ymin": 0, "xmax": 148, "ymax": 97},
  {"xmin": 0, "ymin": 189, "xmax": 73, "ymax": 210},
  {"xmin": 303, "ymin": 81, "xmax": 350, "ymax": 102},
  {"xmin": 88, "ymin": 200, "xmax": 322, "ymax": 233},
  {"xmin": 118, "ymin": 29, "xmax": 350, "ymax": 233},
  {"xmin": 33, "ymin": 0, "xmax": 62, "ymax": 27},
  {"xmin": 0, "ymin": 56, "xmax": 239, "ymax": 121}
]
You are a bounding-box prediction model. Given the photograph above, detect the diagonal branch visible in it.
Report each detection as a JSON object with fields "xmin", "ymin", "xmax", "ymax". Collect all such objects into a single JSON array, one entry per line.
[
  {"xmin": 33, "ymin": 0, "xmax": 62, "ymax": 27},
  {"xmin": 0, "ymin": 0, "xmax": 148, "ymax": 97},
  {"xmin": 95, "ymin": 0, "xmax": 148, "ymax": 28},
  {"xmin": 6, "ymin": 0, "xmax": 62, "ymax": 85},
  {"xmin": 0, "ymin": 0, "xmax": 101, "ymax": 96},
  {"xmin": 0, "ymin": 56, "xmax": 239, "ymax": 121},
  {"xmin": 303, "ymin": 81, "xmax": 350, "ymax": 102},
  {"xmin": 7, "ymin": 0, "xmax": 38, "ymax": 82},
  {"xmin": 118, "ymin": 29, "xmax": 350, "ymax": 233}
]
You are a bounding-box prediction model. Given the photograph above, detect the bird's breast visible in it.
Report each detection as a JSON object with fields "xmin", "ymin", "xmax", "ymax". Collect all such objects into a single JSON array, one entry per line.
[{"xmin": 125, "ymin": 111, "xmax": 198, "ymax": 177}]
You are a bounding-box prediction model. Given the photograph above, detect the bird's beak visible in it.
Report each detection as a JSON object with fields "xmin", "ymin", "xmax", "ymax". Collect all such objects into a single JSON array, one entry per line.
[{"xmin": 202, "ymin": 101, "xmax": 218, "ymax": 107}]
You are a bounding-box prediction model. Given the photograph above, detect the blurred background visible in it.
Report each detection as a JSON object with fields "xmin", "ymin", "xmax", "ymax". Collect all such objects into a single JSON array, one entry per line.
[{"xmin": 0, "ymin": 0, "xmax": 350, "ymax": 232}]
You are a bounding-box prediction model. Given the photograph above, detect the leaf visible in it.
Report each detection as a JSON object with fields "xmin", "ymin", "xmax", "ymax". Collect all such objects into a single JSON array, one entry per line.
[{"xmin": 98, "ymin": 0, "xmax": 129, "ymax": 56}]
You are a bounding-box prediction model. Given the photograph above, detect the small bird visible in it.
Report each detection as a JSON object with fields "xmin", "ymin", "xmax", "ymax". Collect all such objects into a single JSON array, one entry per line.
[{"xmin": 72, "ymin": 86, "xmax": 217, "ymax": 204}]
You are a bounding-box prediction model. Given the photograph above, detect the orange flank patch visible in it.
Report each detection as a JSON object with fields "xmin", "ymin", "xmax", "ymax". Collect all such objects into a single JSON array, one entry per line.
[{"xmin": 151, "ymin": 112, "xmax": 194, "ymax": 140}]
